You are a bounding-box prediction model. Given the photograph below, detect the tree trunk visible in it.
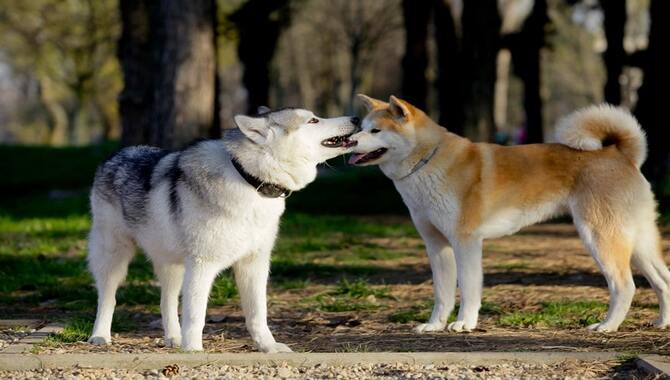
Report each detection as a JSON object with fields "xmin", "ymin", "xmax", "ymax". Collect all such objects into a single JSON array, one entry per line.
[
  {"xmin": 601, "ymin": 0, "xmax": 626, "ymax": 105},
  {"xmin": 510, "ymin": 0, "xmax": 547, "ymax": 143},
  {"xmin": 151, "ymin": 0, "xmax": 216, "ymax": 149},
  {"xmin": 460, "ymin": 0, "xmax": 501, "ymax": 142},
  {"xmin": 636, "ymin": 0, "xmax": 670, "ymax": 194},
  {"xmin": 117, "ymin": 0, "xmax": 154, "ymax": 146},
  {"xmin": 231, "ymin": 0, "xmax": 290, "ymax": 114},
  {"xmin": 433, "ymin": 0, "xmax": 463, "ymax": 133},
  {"xmin": 401, "ymin": 0, "xmax": 431, "ymax": 110},
  {"xmin": 210, "ymin": 0, "xmax": 222, "ymax": 139}
]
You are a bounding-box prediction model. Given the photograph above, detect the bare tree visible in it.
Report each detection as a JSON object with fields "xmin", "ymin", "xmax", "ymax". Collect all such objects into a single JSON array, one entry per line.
[
  {"xmin": 636, "ymin": 0, "xmax": 670, "ymax": 195},
  {"xmin": 601, "ymin": 0, "xmax": 625, "ymax": 105},
  {"xmin": 401, "ymin": 0, "xmax": 432, "ymax": 110},
  {"xmin": 460, "ymin": 0, "xmax": 501, "ymax": 141},
  {"xmin": 230, "ymin": 0, "xmax": 291, "ymax": 114}
]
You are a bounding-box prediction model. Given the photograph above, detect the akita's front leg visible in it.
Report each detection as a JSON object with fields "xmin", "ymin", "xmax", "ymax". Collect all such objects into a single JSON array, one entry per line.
[
  {"xmin": 234, "ymin": 251, "xmax": 292, "ymax": 353},
  {"xmin": 449, "ymin": 239, "xmax": 483, "ymax": 332},
  {"xmin": 180, "ymin": 259, "xmax": 221, "ymax": 351},
  {"xmin": 412, "ymin": 219, "xmax": 456, "ymax": 333}
]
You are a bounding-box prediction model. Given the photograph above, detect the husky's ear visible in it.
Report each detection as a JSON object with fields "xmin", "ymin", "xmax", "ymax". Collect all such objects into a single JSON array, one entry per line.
[
  {"xmin": 357, "ymin": 94, "xmax": 387, "ymax": 111},
  {"xmin": 257, "ymin": 106, "xmax": 271, "ymax": 115},
  {"xmin": 388, "ymin": 95, "xmax": 413, "ymax": 120},
  {"xmin": 234, "ymin": 115, "xmax": 272, "ymax": 144}
]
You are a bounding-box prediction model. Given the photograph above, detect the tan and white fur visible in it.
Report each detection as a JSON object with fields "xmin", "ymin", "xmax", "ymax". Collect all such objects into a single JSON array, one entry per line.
[{"xmin": 350, "ymin": 94, "xmax": 669, "ymax": 333}]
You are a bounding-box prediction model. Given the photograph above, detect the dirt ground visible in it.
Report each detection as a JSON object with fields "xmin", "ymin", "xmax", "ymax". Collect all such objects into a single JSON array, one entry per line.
[{"xmin": 29, "ymin": 223, "xmax": 670, "ymax": 355}]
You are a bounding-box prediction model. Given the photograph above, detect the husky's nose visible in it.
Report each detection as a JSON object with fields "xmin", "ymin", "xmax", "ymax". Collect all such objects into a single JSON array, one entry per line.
[{"xmin": 350, "ymin": 117, "xmax": 361, "ymax": 126}]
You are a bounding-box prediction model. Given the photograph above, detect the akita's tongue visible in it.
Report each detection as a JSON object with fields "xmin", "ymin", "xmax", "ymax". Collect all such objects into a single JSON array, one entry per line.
[{"xmin": 348, "ymin": 153, "xmax": 366, "ymax": 165}]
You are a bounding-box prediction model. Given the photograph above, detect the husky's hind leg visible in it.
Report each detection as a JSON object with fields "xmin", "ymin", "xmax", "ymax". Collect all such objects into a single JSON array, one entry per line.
[
  {"xmin": 87, "ymin": 217, "xmax": 135, "ymax": 345},
  {"xmin": 154, "ymin": 262, "xmax": 185, "ymax": 347}
]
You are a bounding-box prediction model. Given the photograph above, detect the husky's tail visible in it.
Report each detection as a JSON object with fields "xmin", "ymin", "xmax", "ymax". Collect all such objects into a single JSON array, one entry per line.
[{"xmin": 556, "ymin": 104, "xmax": 647, "ymax": 169}]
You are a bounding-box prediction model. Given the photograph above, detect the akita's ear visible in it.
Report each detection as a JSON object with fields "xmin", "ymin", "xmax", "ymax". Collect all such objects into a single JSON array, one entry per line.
[
  {"xmin": 357, "ymin": 94, "xmax": 387, "ymax": 111},
  {"xmin": 257, "ymin": 106, "xmax": 271, "ymax": 115},
  {"xmin": 388, "ymin": 96, "xmax": 413, "ymax": 120},
  {"xmin": 234, "ymin": 115, "xmax": 272, "ymax": 144}
]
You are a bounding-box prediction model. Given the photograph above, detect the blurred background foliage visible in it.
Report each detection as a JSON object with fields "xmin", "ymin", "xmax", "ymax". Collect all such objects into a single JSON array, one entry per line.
[{"xmin": 0, "ymin": 0, "xmax": 668, "ymax": 205}]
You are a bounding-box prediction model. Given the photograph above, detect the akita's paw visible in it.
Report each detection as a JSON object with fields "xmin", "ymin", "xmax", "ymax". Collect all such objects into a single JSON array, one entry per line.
[
  {"xmin": 87, "ymin": 336, "xmax": 111, "ymax": 345},
  {"xmin": 653, "ymin": 319, "xmax": 670, "ymax": 329},
  {"xmin": 258, "ymin": 342, "xmax": 292, "ymax": 353},
  {"xmin": 586, "ymin": 322, "xmax": 618, "ymax": 332},
  {"xmin": 447, "ymin": 321, "xmax": 474, "ymax": 333},
  {"xmin": 414, "ymin": 322, "xmax": 446, "ymax": 334},
  {"xmin": 164, "ymin": 336, "xmax": 181, "ymax": 348}
]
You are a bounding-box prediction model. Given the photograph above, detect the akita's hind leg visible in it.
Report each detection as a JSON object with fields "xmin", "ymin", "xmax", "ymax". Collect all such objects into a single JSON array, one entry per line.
[
  {"xmin": 154, "ymin": 262, "xmax": 185, "ymax": 347},
  {"xmin": 632, "ymin": 222, "xmax": 670, "ymax": 328},
  {"xmin": 87, "ymin": 222, "xmax": 135, "ymax": 345},
  {"xmin": 574, "ymin": 221, "xmax": 635, "ymax": 332}
]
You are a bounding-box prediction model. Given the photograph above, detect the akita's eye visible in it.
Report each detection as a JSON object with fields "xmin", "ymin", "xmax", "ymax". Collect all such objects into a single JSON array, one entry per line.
[
  {"xmin": 307, "ymin": 118, "xmax": 319, "ymax": 124},
  {"xmin": 370, "ymin": 128, "xmax": 381, "ymax": 134}
]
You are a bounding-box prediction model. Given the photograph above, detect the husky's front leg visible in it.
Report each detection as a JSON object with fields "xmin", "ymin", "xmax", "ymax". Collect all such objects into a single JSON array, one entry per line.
[
  {"xmin": 234, "ymin": 251, "xmax": 292, "ymax": 353},
  {"xmin": 180, "ymin": 259, "xmax": 220, "ymax": 351},
  {"xmin": 449, "ymin": 238, "xmax": 483, "ymax": 332}
]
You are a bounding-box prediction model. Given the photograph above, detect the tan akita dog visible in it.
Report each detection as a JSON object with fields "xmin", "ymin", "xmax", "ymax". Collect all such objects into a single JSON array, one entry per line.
[{"xmin": 349, "ymin": 94, "xmax": 669, "ymax": 333}]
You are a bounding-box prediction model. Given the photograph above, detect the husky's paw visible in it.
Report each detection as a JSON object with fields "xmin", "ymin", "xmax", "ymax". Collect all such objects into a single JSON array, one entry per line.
[
  {"xmin": 87, "ymin": 336, "xmax": 111, "ymax": 345},
  {"xmin": 653, "ymin": 319, "xmax": 670, "ymax": 329},
  {"xmin": 164, "ymin": 336, "xmax": 181, "ymax": 348},
  {"xmin": 586, "ymin": 322, "xmax": 618, "ymax": 332},
  {"xmin": 447, "ymin": 321, "xmax": 474, "ymax": 333},
  {"xmin": 414, "ymin": 322, "xmax": 446, "ymax": 334},
  {"xmin": 258, "ymin": 342, "xmax": 292, "ymax": 353}
]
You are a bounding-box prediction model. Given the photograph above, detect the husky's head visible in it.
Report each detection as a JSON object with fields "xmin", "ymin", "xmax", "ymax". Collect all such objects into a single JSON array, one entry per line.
[
  {"xmin": 229, "ymin": 107, "xmax": 360, "ymax": 191},
  {"xmin": 348, "ymin": 94, "xmax": 429, "ymax": 167}
]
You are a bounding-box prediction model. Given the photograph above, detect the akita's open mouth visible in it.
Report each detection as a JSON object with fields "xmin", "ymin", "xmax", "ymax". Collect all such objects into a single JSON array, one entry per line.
[
  {"xmin": 348, "ymin": 148, "xmax": 388, "ymax": 165},
  {"xmin": 321, "ymin": 134, "xmax": 357, "ymax": 148}
]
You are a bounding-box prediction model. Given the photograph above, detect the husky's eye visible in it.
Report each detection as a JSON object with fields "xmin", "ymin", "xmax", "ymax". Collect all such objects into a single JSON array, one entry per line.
[
  {"xmin": 307, "ymin": 118, "xmax": 319, "ymax": 124},
  {"xmin": 370, "ymin": 128, "xmax": 381, "ymax": 134}
]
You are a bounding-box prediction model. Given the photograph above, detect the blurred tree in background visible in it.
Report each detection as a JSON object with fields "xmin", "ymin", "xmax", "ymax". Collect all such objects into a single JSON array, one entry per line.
[
  {"xmin": 0, "ymin": 0, "xmax": 667, "ymax": 198},
  {"xmin": 0, "ymin": 0, "xmax": 120, "ymax": 145}
]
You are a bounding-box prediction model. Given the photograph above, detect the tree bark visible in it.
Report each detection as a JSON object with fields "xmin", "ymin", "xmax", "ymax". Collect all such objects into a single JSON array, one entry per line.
[
  {"xmin": 510, "ymin": 0, "xmax": 547, "ymax": 143},
  {"xmin": 601, "ymin": 0, "xmax": 626, "ymax": 105},
  {"xmin": 433, "ymin": 0, "xmax": 463, "ymax": 133},
  {"xmin": 636, "ymin": 0, "xmax": 670, "ymax": 193},
  {"xmin": 151, "ymin": 0, "xmax": 216, "ymax": 149},
  {"xmin": 117, "ymin": 0, "xmax": 154, "ymax": 146},
  {"xmin": 460, "ymin": 0, "xmax": 501, "ymax": 142},
  {"xmin": 231, "ymin": 0, "xmax": 290, "ymax": 114},
  {"xmin": 401, "ymin": 0, "xmax": 431, "ymax": 110}
]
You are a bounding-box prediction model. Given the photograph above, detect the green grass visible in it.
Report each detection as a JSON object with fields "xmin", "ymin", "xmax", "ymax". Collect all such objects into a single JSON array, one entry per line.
[
  {"xmin": 499, "ymin": 300, "xmax": 607, "ymax": 328},
  {"xmin": 389, "ymin": 300, "xmax": 502, "ymax": 324},
  {"xmin": 308, "ymin": 278, "xmax": 394, "ymax": 312}
]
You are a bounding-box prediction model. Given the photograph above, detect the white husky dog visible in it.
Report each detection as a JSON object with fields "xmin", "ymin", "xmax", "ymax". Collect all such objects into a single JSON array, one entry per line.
[{"xmin": 87, "ymin": 107, "xmax": 359, "ymax": 352}]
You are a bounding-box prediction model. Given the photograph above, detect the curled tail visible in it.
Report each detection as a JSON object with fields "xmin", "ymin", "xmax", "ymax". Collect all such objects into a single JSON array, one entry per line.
[{"xmin": 556, "ymin": 104, "xmax": 647, "ymax": 168}]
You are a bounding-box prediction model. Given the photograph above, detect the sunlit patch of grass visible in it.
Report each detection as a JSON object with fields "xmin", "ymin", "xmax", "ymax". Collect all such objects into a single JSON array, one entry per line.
[
  {"xmin": 307, "ymin": 278, "xmax": 393, "ymax": 312},
  {"xmin": 273, "ymin": 278, "xmax": 310, "ymax": 290},
  {"xmin": 492, "ymin": 262, "xmax": 530, "ymax": 271},
  {"xmin": 45, "ymin": 318, "xmax": 92, "ymax": 344},
  {"xmin": 209, "ymin": 274, "xmax": 238, "ymax": 306},
  {"xmin": 499, "ymin": 300, "xmax": 607, "ymax": 328},
  {"xmin": 389, "ymin": 301, "xmax": 433, "ymax": 324},
  {"xmin": 336, "ymin": 342, "xmax": 372, "ymax": 352},
  {"xmin": 389, "ymin": 300, "xmax": 501, "ymax": 324}
]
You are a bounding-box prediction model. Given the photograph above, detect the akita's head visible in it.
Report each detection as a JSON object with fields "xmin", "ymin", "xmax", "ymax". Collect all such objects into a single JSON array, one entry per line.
[
  {"xmin": 349, "ymin": 94, "xmax": 428, "ymax": 166},
  {"xmin": 231, "ymin": 107, "xmax": 360, "ymax": 190}
]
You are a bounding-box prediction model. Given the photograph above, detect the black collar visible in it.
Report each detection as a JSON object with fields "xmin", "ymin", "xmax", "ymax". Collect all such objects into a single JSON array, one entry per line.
[{"xmin": 231, "ymin": 158, "xmax": 292, "ymax": 198}]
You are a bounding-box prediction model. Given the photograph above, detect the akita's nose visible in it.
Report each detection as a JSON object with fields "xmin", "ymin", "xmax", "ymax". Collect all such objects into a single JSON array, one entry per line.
[{"xmin": 350, "ymin": 117, "xmax": 361, "ymax": 126}]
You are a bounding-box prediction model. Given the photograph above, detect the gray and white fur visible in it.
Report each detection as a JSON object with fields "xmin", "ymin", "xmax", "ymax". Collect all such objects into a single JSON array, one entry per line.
[{"xmin": 87, "ymin": 108, "xmax": 359, "ymax": 352}]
